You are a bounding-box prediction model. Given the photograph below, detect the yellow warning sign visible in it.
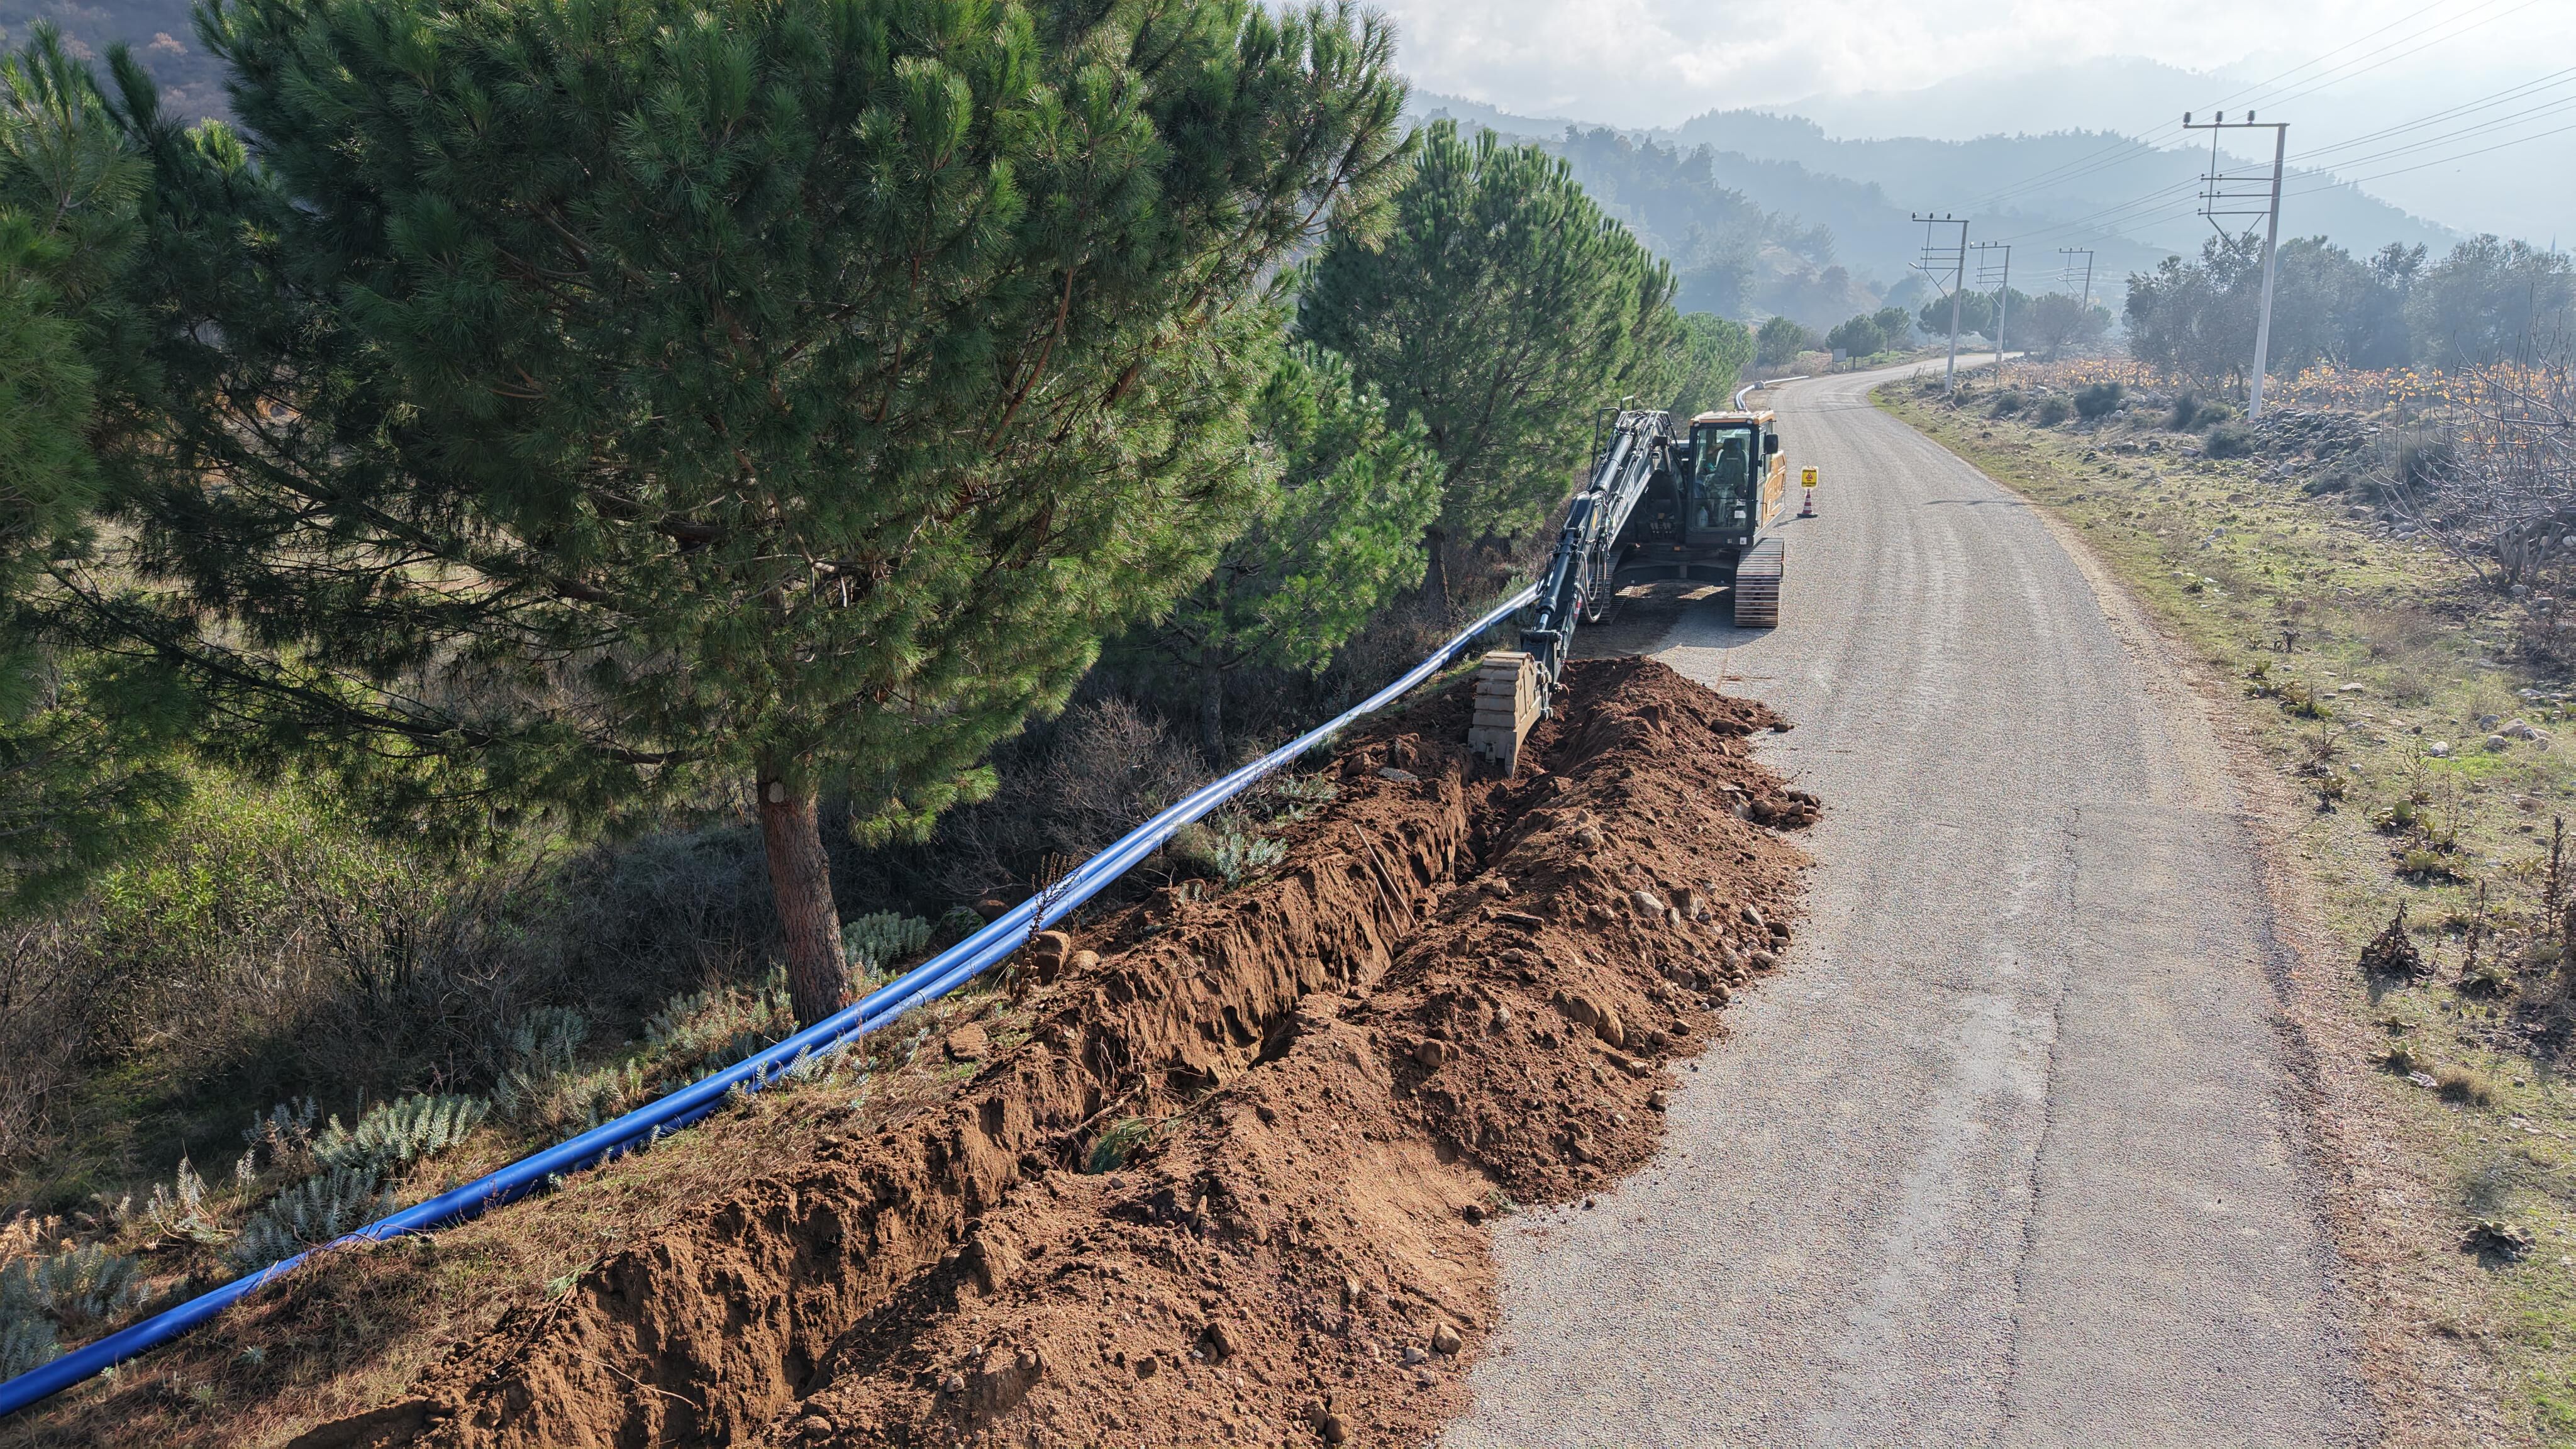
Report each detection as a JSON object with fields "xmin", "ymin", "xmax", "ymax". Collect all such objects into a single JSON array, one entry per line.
[{"xmin": 1801, "ymin": 466, "xmax": 1819, "ymax": 489}]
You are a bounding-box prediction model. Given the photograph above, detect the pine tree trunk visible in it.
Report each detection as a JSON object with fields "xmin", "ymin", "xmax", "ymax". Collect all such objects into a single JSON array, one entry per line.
[
  {"xmin": 1420, "ymin": 526, "xmax": 1450, "ymax": 615},
  {"xmin": 758, "ymin": 772, "xmax": 849, "ymax": 1026},
  {"xmin": 1198, "ymin": 645, "xmax": 1224, "ymax": 762}
]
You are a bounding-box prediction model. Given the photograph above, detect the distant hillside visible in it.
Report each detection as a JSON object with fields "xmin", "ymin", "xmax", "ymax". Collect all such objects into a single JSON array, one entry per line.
[
  {"xmin": 0, "ymin": 0, "xmax": 226, "ymax": 118},
  {"xmin": 1410, "ymin": 96, "xmax": 1919, "ymax": 330},
  {"xmin": 1670, "ymin": 109, "xmax": 2454, "ymax": 281},
  {"xmin": 1775, "ymin": 55, "xmax": 2574, "ymax": 248},
  {"xmin": 1413, "ymin": 91, "xmax": 2458, "ymax": 328}
]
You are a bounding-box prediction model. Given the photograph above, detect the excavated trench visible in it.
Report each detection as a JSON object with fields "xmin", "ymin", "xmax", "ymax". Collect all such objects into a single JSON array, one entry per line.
[{"xmin": 296, "ymin": 657, "xmax": 1813, "ymax": 1449}]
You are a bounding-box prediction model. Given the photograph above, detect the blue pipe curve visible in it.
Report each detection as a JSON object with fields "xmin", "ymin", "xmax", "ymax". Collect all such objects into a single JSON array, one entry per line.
[{"xmin": 0, "ymin": 582, "xmax": 1538, "ymax": 1420}]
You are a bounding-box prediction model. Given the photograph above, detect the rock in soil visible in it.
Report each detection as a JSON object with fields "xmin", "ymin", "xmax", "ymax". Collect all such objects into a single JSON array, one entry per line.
[{"xmin": 288, "ymin": 658, "xmax": 1807, "ymax": 1449}]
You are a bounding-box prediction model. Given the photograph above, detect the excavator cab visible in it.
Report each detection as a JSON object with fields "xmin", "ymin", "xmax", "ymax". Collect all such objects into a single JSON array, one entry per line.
[{"xmin": 1684, "ymin": 415, "xmax": 1782, "ymax": 547}]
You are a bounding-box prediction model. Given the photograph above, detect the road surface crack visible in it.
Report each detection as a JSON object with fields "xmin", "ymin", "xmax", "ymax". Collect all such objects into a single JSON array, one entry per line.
[{"xmin": 1991, "ymin": 804, "xmax": 2084, "ymax": 1447}]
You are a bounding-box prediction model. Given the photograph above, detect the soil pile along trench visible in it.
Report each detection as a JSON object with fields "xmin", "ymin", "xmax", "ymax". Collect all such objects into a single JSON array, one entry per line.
[{"xmin": 298, "ymin": 657, "xmax": 1813, "ymax": 1449}]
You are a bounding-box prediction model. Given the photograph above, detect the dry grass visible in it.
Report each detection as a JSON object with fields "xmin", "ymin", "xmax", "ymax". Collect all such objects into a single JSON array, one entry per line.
[{"xmin": 2436, "ymin": 1064, "xmax": 2498, "ymax": 1106}]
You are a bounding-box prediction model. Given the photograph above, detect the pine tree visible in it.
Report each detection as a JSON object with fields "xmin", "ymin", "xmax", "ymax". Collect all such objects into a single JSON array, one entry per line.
[
  {"xmin": 1667, "ymin": 312, "xmax": 1753, "ymax": 419},
  {"xmin": 0, "ymin": 32, "xmax": 184, "ymax": 910},
  {"xmin": 83, "ymin": 0, "xmax": 1409, "ymax": 1022},
  {"xmin": 1297, "ymin": 121, "xmax": 1681, "ymax": 613},
  {"xmin": 1141, "ymin": 343, "xmax": 1440, "ymax": 757}
]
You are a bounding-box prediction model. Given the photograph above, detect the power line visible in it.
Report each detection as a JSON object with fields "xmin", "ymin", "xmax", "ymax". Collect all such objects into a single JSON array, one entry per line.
[
  {"xmin": 1987, "ymin": 67, "xmax": 2576, "ymax": 252},
  {"xmin": 2195, "ymin": 0, "xmax": 2480, "ymax": 114},
  {"xmin": 2238, "ymin": 0, "xmax": 2548, "ymax": 114},
  {"xmin": 1956, "ymin": 0, "xmax": 2550, "ymax": 228},
  {"xmin": 2292, "ymin": 65, "xmax": 2576, "ymax": 159},
  {"xmin": 2290, "ymin": 91, "xmax": 2576, "ymax": 172},
  {"xmin": 1965, "ymin": 0, "xmax": 2518, "ymax": 213},
  {"xmin": 2288, "ymin": 115, "xmax": 2576, "ymax": 192}
]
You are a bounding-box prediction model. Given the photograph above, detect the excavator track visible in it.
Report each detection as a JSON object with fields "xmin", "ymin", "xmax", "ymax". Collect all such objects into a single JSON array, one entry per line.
[{"xmin": 1732, "ymin": 537, "xmax": 1784, "ymax": 628}]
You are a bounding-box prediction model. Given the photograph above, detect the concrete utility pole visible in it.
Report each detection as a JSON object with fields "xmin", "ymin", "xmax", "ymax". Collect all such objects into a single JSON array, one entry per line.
[
  {"xmin": 1972, "ymin": 242, "xmax": 2011, "ymax": 379},
  {"xmin": 2058, "ymin": 247, "xmax": 2095, "ymax": 308},
  {"xmin": 2184, "ymin": 111, "xmax": 2289, "ymax": 420},
  {"xmin": 1912, "ymin": 214, "xmax": 1970, "ymax": 394}
]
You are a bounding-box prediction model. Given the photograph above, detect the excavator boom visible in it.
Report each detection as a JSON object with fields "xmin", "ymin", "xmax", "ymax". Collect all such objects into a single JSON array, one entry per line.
[{"xmin": 1518, "ymin": 408, "xmax": 1673, "ymax": 699}]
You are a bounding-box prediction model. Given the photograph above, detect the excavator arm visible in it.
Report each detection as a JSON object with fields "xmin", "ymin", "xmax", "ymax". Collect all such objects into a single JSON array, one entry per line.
[{"xmin": 1518, "ymin": 408, "xmax": 1672, "ymax": 712}]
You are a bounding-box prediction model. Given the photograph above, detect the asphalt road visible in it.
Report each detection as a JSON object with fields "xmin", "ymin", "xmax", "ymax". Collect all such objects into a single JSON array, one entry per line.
[{"xmin": 1450, "ymin": 362, "xmax": 2372, "ymax": 1447}]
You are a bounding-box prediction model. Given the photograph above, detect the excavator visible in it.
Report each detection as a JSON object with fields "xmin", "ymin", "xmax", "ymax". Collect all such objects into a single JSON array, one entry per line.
[{"xmin": 1467, "ymin": 396, "xmax": 1793, "ymax": 767}]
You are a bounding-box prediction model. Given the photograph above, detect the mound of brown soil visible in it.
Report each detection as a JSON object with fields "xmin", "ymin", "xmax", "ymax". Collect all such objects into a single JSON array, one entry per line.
[{"xmin": 278, "ymin": 658, "xmax": 1812, "ymax": 1449}]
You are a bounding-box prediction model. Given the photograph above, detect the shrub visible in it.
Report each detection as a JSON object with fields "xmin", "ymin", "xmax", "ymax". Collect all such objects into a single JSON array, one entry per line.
[
  {"xmin": 228, "ymin": 1166, "xmax": 396, "ymax": 1270},
  {"xmin": 240, "ymin": 1098, "xmax": 319, "ymax": 1166},
  {"xmin": 143, "ymin": 1157, "xmax": 226, "ymax": 1246},
  {"xmin": 843, "ymin": 913, "xmax": 932, "ymax": 978},
  {"xmin": 313, "ymin": 1094, "xmax": 490, "ymax": 1177},
  {"xmin": 1258, "ymin": 772, "xmax": 1340, "ymax": 823},
  {"xmin": 1165, "ymin": 821, "xmax": 1224, "ymax": 879},
  {"xmin": 496, "ymin": 1059, "xmax": 647, "ymax": 1135},
  {"xmin": 1086, "ymin": 1117, "xmax": 1154, "ymax": 1174},
  {"xmin": 0, "ymin": 1243, "xmax": 143, "ymax": 1322},
  {"xmin": 504, "ymin": 1007, "xmax": 590, "ymax": 1077},
  {"xmin": 2206, "ymin": 423, "xmax": 2255, "ymax": 458},
  {"xmin": 2074, "ymin": 381, "xmax": 2124, "ymax": 419},
  {"xmin": 491, "ymin": 1002, "xmax": 652, "ymax": 1132},
  {"xmin": 922, "ymin": 697, "xmax": 1208, "ymax": 902},
  {"xmin": 2034, "ymin": 395, "xmax": 2074, "ymax": 426},
  {"xmin": 1211, "ymin": 828, "xmax": 1288, "ymax": 885},
  {"xmin": 2399, "ymin": 847, "xmax": 2459, "ymax": 880},
  {"xmin": 645, "ymin": 970, "xmax": 797, "ymax": 1074},
  {"xmin": 1988, "ymin": 390, "xmax": 2025, "ymax": 417},
  {"xmin": 2370, "ymin": 799, "xmax": 2421, "ymax": 834},
  {"xmin": 0, "ymin": 1314, "xmax": 53, "ymax": 1379},
  {"xmin": 2395, "ymin": 431, "xmax": 2453, "ymax": 492},
  {"xmin": 2460, "ymin": 961, "xmax": 2516, "ymax": 999},
  {"xmin": 2170, "ymin": 392, "xmax": 2202, "ymax": 429}
]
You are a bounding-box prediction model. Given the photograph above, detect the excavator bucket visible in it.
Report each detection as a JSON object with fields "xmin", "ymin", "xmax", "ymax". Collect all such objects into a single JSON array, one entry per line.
[{"xmin": 1467, "ymin": 651, "xmax": 1540, "ymax": 775}]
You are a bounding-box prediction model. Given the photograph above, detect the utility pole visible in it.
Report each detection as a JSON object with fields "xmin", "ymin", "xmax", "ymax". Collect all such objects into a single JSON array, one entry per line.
[
  {"xmin": 1972, "ymin": 242, "xmax": 2011, "ymax": 378},
  {"xmin": 1912, "ymin": 213, "xmax": 1969, "ymax": 394},
  {"xmin": 2058, "ymin": 247, "xmax": 2095, "ymax": 308},
  {"xmin": 2185, "ymin": 110, "xmax": 2289, "ymax": 420}
]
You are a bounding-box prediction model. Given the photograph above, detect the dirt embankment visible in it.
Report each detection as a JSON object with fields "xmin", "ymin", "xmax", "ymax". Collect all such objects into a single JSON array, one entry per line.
[{"xmin": 289, "ymin": 657, "xmax": 1813, "ymax": 1449}]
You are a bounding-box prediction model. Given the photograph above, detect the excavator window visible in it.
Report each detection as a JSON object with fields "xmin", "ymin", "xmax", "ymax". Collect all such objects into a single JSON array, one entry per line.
[{"xmin": 1689, "ymin": 426, "xmax": 1755, "ymax": 535}]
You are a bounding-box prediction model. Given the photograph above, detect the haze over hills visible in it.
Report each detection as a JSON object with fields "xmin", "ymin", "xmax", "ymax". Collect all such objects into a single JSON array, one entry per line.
[
  {"xmin": 1775, "ymin": 55, "xmax": 2576, "ymax": 249},
  {"xmin": 1411, "ymin": 89, "xmax": 2458, "ymax": 329}
]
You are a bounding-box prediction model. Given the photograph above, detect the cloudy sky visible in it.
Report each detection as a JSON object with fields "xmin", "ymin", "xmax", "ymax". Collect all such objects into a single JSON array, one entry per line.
[{"xmin": 1372, "ymin": 0, "xmax": 2576, "ymax": 242}]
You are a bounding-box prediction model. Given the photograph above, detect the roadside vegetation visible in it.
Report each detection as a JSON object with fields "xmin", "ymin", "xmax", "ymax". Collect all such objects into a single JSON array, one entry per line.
[{"xmin": 1883, "ymin": 346, "xmax": 2576, "ymax": 1445}]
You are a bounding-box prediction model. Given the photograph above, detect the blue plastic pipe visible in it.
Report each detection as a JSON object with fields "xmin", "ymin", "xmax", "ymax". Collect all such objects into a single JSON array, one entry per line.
[{"xmin": 0, "ymin": 583, "xmax": 1539, "ymax": 1419}]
